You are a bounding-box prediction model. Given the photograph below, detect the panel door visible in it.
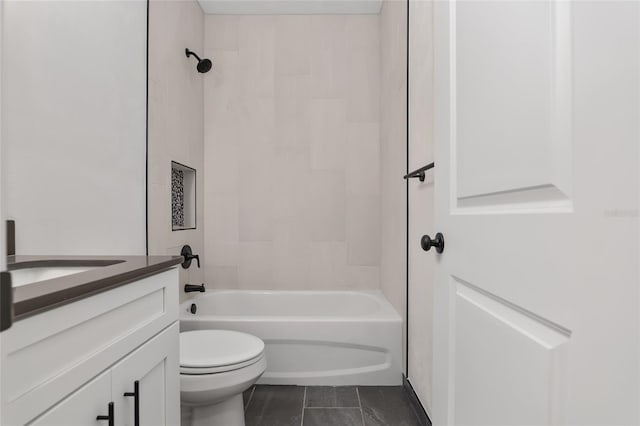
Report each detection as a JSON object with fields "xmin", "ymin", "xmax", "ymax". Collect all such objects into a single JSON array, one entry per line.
[
  {"xmin": 432, "ymin": 1, "xmax": 639, "ymax": 424},
  {"xmin": 111, "ymin": 323, "xmax": 180, "ymax": 426},
  {"xmin": 28, "ymin": 370, "xmax": 111, "ymax": 426}
]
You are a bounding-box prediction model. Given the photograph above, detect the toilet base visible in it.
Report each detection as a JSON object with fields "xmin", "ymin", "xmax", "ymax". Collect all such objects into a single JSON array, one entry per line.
[{"xmin": 189, "ymin": 394, "xmax": 245, "ymax": 426}]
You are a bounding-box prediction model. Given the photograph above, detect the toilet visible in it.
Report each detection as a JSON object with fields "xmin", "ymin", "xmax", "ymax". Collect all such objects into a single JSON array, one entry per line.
[{"xmin": 180, "ymin": 330, "xmax": 266, "ymax": 426}]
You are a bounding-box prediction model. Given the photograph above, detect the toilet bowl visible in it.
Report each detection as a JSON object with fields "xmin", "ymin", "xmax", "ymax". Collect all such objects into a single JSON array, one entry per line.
[{"xmin": 180, "ymin": 330, "xmax": 266, "ymax": 426}]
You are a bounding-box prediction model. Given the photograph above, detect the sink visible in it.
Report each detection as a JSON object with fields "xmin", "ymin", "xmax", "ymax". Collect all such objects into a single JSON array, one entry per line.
[{"xmin": 10, "ymin": 266, "xmax": 94, "ymax": 287}]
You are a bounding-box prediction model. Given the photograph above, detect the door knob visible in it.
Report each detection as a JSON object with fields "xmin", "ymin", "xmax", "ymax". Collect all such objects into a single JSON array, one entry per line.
[{"xmin": 421, "ymin": 233, "xmax": 445, "ymax": 253}]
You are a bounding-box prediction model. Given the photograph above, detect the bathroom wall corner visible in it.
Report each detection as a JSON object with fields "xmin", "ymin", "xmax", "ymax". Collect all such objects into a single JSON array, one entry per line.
[{"xmin": 148, "ymin": 0, "xmax": 205, "ymax": 303}]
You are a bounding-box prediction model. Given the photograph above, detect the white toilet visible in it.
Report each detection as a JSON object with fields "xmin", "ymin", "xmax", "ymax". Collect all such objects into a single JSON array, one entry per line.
[{"xmin": 180, "ymin": 330, "xmax": 266, "ymax": 426}]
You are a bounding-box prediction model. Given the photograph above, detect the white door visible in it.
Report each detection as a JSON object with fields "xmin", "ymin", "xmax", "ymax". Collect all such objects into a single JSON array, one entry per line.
[
  {"xmin": 432, "ymin": 1, "xmax": 639, "ymax": 424},
  {"xmin": 29, "ymin": 371, "xmax": 111, "ymax": 426},
  {"xmin": 111, "ymin": 323, "xmax": 180, "ymax": 426}
]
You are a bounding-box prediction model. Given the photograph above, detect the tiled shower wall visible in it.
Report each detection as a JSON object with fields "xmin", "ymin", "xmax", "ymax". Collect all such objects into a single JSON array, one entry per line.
[
  {"xmin": 148, "ymin": 0, "xmax": 205, "ymax": 300},
  {"xmin": 203, "ymin": 15, "xmax": 381, "ymax": 290},
  {"xmin": 380, "ymin": 0, "xmax": 408, "ymax": 372}
]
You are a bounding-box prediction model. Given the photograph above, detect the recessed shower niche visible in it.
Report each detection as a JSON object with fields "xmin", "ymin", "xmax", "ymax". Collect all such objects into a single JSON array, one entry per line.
[{"xmin": 171, "ymin": 161, "xmax": 196, "ymax": 231}]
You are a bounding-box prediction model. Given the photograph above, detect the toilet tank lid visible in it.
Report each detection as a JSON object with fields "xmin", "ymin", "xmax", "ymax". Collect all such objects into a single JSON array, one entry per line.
[{"xmin": 179, "ymin": 330, "xmax": 265, "ymax": 368}]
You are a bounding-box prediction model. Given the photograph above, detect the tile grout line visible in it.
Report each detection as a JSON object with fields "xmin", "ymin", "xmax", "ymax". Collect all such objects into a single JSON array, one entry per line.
[
  {"xmin": 356, "ymin": 387, "xmax": 365, "ymax": 426},
  {"xmin": 300, "ymin": 386, "xmax": 307, "ymax": 426},
  {"xmin": 304, "ymin": 406, "xmax": 362, "ymax": 409}
]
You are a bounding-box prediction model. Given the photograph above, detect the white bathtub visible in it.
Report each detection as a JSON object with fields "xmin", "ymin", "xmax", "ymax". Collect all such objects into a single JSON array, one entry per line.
[{"xmin": 179, "ymin": 290, "xmax": 402, "ymax": 386}]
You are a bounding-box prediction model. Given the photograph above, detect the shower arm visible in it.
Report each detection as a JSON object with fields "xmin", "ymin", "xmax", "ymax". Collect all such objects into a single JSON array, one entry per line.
[{"xmin": 185, "ymin": 48, "xmax": 202, "ymax": 62}]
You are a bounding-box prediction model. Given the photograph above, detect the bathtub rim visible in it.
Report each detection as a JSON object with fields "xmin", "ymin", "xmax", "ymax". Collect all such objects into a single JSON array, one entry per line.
[{"xmin": 179, "ymin": 289, "xmax": 402, "ymax": 322}]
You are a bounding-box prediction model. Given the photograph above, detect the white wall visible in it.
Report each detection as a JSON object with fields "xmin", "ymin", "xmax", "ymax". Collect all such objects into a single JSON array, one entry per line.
[
  {"xmin": 407, "ymin": 0, "xmax": 435, "ymax": 415},
  {"xmin": 2, "ymin": 1, "xmax": 147, "ymax": 255},
  {"xmin": 203, "ymin": 15, "xmax": 381, "ymax": 290},
  {"xmin": 379, "ymin": 0, "xmax": 407, "ymax": 372},
  {"xmin": 148, "ymin": 0, "xmax": 205, "ymax": 300}
]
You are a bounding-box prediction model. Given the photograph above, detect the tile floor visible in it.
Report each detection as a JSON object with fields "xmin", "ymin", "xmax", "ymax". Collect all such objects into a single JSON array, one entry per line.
[{"xmin": 243, "ymin": 385, "xmax": 424, "ymax": 426}]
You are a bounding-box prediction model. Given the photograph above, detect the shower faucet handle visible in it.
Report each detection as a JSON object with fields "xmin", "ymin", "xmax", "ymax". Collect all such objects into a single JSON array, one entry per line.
[{"xmin": 181, "ymin": 245, "xmax": 200, "ymax": 269}]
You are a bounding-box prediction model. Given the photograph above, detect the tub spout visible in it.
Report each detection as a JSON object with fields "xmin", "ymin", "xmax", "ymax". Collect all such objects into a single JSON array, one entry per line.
[{"xmin": 184, "ymin": 283, "xmax": 205, "ymax": 293}]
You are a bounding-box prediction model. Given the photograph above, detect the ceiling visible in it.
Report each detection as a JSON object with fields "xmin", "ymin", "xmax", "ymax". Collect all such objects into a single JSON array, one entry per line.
[{"xmin": 197, "ymin": 0, "xmax": 383, "ymax": 15}]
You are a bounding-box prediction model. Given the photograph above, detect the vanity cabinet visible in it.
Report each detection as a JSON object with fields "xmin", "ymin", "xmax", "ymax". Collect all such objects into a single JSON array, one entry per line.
[
  {"xmin": 1, "ymin": 267, "xmax": 180, "ymax": 426},
  {"xmin": 111, "ymin": 323, "xmax": 179, "ymax": 426},
  {"xmin": 29, "ymin": 371, "xmax": 111, "ymax": 426},
  {"xmin": 29, "ymin": 324, "xmax": 178, "ymax": 426}
]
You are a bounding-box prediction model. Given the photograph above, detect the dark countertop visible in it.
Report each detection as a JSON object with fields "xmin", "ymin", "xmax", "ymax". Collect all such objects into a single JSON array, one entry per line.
[{"xmin": 8, "ymin": 255, "xmax": 183, "ymax": 321}]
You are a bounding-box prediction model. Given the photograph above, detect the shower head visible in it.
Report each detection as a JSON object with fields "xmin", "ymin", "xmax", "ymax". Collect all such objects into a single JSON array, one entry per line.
[
  {"xmin": 196, "ymin": 58, "xmax": 212, "ymax": 73},
  {"xmin": 185, "ymin": 48, "xmax": 212, "ymax": 74}
]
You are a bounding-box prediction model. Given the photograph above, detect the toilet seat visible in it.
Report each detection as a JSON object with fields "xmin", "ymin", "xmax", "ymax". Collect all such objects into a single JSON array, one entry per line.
[{"xmin": 180, "ymin": 330, "xmax": 265, "ymax": 375}]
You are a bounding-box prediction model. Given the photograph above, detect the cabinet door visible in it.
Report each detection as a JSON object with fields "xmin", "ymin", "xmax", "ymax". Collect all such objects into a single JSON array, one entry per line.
[
  {"xmin": 111, "ymin": 323, "xmax": 179, "ymax": 426},
  {"xmin": 29, "ymin": 370, "xmax": 111, "ymax": 426}
]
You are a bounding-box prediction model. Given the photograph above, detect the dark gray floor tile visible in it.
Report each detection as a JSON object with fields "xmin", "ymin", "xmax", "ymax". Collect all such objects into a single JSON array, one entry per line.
[
  {"xmin": 244, "ymin": 386, "xmax": 255, "ymax": 410},
  {"xmin": 358, "ymin": 386, "xmax": 421, "ymax": 426},
  {"xmin": 303, "ymin": 408, "xmax": 364, "ymax": 426},
  {"xmin": 245, "ymin": 385, "xmax": 305, "ymax": 426},
  {"xmin": 305, "ymin": 386, "xmax": 360, "ymax": 408}
]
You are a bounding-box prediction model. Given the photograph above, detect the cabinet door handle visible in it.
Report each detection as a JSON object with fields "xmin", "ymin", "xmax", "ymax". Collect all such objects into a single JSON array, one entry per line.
[
  {"xmin": 96, "ymin": 402, "xmax": 114, "ymax": 426},
  {"xmin": 124, "ymin": 380, "xmax": 140, "ymax": 426}
]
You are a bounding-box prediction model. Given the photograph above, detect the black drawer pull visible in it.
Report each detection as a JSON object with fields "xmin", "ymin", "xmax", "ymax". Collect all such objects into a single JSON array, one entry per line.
[
  {"xmin": 96, "ymin": 402, "xmax": 114, "ymax": 426},
  {"xmin": 124, "ymin": 380, "xmax": 140, "ymax": 426}
]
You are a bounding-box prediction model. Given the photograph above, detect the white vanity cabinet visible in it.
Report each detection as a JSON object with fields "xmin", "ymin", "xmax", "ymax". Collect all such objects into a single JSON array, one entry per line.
[
  {"xmin": 111, "ymin": 323, "xmax": 179, "ymax": 426},
  {"xmin": 29, "ymin": 371, "xmax": 112, "ymax": 426},
  {"xmin": 1, "ymin": 267, "xmax": 180, "ymax": 426}
]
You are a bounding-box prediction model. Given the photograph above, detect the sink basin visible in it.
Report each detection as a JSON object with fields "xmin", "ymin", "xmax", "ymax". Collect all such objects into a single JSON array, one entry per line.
[{"xmin": 10, "ymin": 267, "xmax": 94, "ymax": 287}]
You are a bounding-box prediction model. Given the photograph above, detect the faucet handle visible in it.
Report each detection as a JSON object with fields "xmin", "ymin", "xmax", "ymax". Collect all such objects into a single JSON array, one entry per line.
[{"xmin": 180, "ymin": 245, "xmax": 200, "ymax": 269}]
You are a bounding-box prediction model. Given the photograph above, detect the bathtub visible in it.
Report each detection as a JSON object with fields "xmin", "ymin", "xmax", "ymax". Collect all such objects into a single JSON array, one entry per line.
[{"xmin": 179, "ymin": 290, "xmax": 402, "ymax": 386}]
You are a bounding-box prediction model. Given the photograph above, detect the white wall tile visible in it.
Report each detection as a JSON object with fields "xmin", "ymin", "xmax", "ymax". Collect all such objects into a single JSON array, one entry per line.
[
  {"xmin": 306, "ymin": 171, "xmax": 346, "ymax": 242},
  {"xmin": 347, "ymin": 122, "xmax": 380, "ymax": 195},
  {"xmin": 238, "ymin": 242, "xmax": 275, "ymax": 288},
  {"xmin": 347, "ymin": 195, "xmax": 381, "ymax": 266},
  {"xmin": 346, "ymin": 45, "xmax": 380, "ymax": 122},
  {"xmin": 309, "ymin": 16, "xmax": 349, "ymax": 98},
  {"xmin": 204, "ymin": 124, "xmax": 239, "ymax": 194},
  {"xmin": 206, "ymin": 265, "xmax": 239, "ymax": 289},
  {"xmin": 275, "ymin": 74, "xmax": 311, "ymax": 150},
  {"xmin": 205, "ymin": 15, "xmax": 239, "ymax": 51},
  {"xmin": 147, "ymin": 182, "xmax": 170, "ymax": 253},
  {"xmin": 273, "ymin": 240, "xmax": 311, "ymax": 289},
  {"xmin": 272, "ymin": 150, "xmax": 310, "ymax": 227},
  {"xmin": 345, "ymin": 15, "xmax": 380, "ymax": 49},
  {"xmin": 204, "ymin": 14, "xmax": 380, "ymax": 291},
  {"xmin": 148, "ymin": 0, "xmax": 204, "ymax": 302},
  {"xmin": 309, "ymin": 99, "xmax": 347, "ymax": 170},
  {"xmin": 206, "ymin": 241, "xmax": 239, "ymax": 267},
  {"xmin": 347, "ymin": 265, "xmax": 380, "ymax": 289},
  {"xmin": 275, "ymin": 16, "xmax": 312, "ymax": 76},
  {"xmin": 204, "ymin": 49, "xmax": 240, "ymax": 123},
  {"xmin": 237, "ymin": 16, "xmax": 275, "ymax": 98},
  {"xmin": 238, "ymin": 101, "xmax": 276, "ymax": 241},
  {"xmin": 204, "ymin": 194, "xmax": 238, "ymax": 241},
  {"xmin": 309, "ymin": 242, "xmax": 348, "ymax": 288}
]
